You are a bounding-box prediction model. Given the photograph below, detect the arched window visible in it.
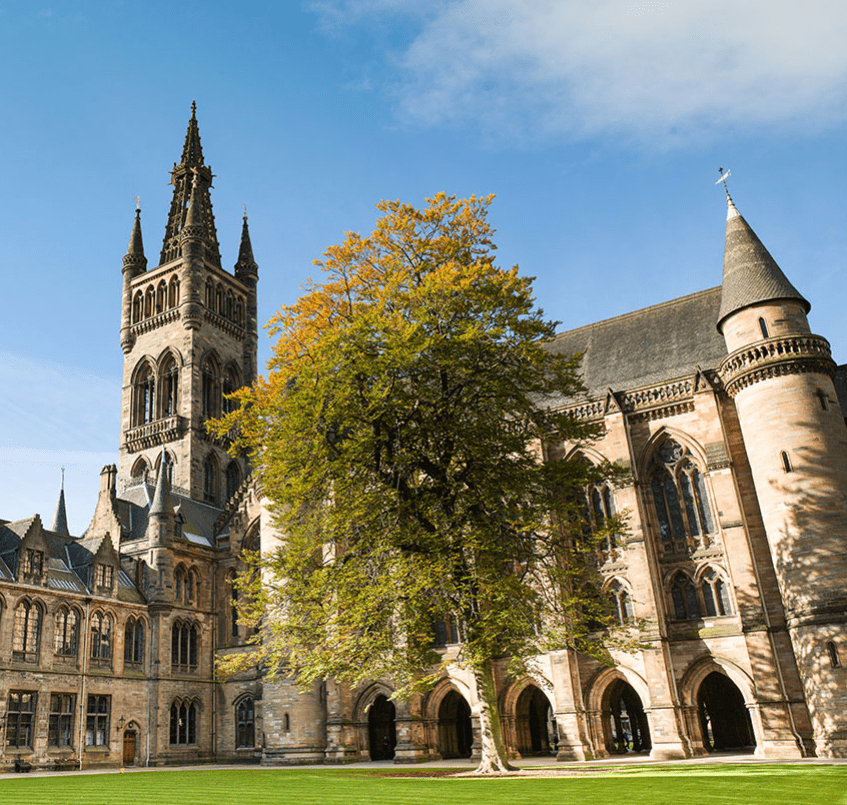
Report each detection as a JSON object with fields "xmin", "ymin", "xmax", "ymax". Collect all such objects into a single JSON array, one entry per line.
[
  {"xmin": 758, "ymin": 317, "xmax": 769, "ymax": 339},
  {"xmin": 13, "ymin": 599, "xmax": 42, "ymax": 661},
  {"xmin": 170, "ymin": 700, "xmax": 197, "ymax": 745},
  {"xmin": 827, "ymin": 641, "xmax": 841, "ymax": 669},
  {"xmin": 204, "ymin": 454, "xmax": 218, "ymax": 504},
  {"xmin": 226, "ymin": 290, "xmax": 235, "ymax": 321},
  {"xmin": 156, "ymin": 281, "xmax": 166, "ymax": 314},
  {"xmin": 700, "ymin": 568, "xmax": 733, "ymax": 617},
  {"xmin": 205, "ymin": 278, "xmax": 215, "ymax": 309},
  {"xmin": 216, "ymin": 284, "xmax": 224, "ymax": 315},
  {"xmin": 174, "ymin": 566, "xmax": 185, "ymax": 603},
  {"xmin": 649, "ymin": 439, "xmax": 716, "ymax": 556},
  {"xmin": 226, "ymin": 462, "xmax": 241, "ymax": 502},
  {"xmin": 132, "ymin": 361, "xmax": 156, "ymax": 426},
  {"xmin": 201, "ymin": 356, "xmax": 221, "ymax": 419},
  {"xmin": 53, "ymin": 605, "xmax": 79, "ymax": 657},
  {"xmin": 168, "ymin": 276, "xmax": 180, "ymax": 308},
  {"xmin": 130, "ymin": 457, "xmax": 150, "ymax": 484},
  {"xmin": 229, "ymin": 573, "xmax": 239, "ymax": 638},
  {"xmin": 124, "ymin": 617, "xmax": 144, "ymax": 665},
  {"xmin": 781, "ymin": 451, "xmax": 793, "ymax": 473},
  {"xmin": 144, "ymin": 286, "xmax": 155, "ymax": 318},
  {"xmin": 185, "ymin": 569, "xmax": 196, "ymax": 606},
  {"xmin": 90, "ymin": 612, "xmax": 112, "ymax": 661},
  {"xmin": 222, "ymin": 365, "xmax": 241, "ymax": 415},
  {"xmin": 670, "ymin": 572, "xmax": 700, "ymax": 620},
  {"xmin": 171, "ymin": 621, "xmax": 199, "ymax": 672},
  {"xmin": 159, "ymin": 354, "xmax": 179, "ymax": 418},
  {"xmin": 132, "ymin": 291, "xmax": 143, "ymax": 323},
  {"xmin": 235, "ymin": 299, "xmax": 244, "ymax": 328},
  {"xmin": 235, "ymin": 698, "xmax": 255, "ymax": 748},
  {"xmin": 607, "ymin": 580, "xmax": 634, "ymax": 625}
]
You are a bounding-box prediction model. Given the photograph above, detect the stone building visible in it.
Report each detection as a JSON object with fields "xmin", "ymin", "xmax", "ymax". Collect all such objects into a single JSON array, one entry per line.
[{"xmin": 1, "ymin": 107, "xmax": 845, "ymax": 769}]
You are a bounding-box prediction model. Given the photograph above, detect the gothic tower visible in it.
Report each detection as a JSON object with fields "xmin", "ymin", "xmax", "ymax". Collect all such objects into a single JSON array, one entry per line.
[
  {"xmin": 118, "ymin": 103, "xmax": 258, "ymax": 506},
  {"xmin": 717, "ymin": 196, "xmax": 847, "ymax": 757}
]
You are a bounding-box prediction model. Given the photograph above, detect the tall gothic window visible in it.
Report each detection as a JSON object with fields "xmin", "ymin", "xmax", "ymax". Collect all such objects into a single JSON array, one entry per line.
[
  {"xmin": 201, "ymin": 356, "xmax": 221, "ymax": 419},
  {"xmin": 90, "ymin": 611, "xmax": 112, "ymax": 662},
  {"xmin": 204, "ymin": 454, "xmax": 219, "ymax": 504},
  {"xmin": 235, "ymin": 698, "xmax": 255, "ymax": 748},
  {"xmin": 53, "ymin": 605, "xmax": 79, "ymax": 657},
  {"xmin": 156, "ymin": 281, "xmax": 166, "ymax": 314},
  {"xmin": 649, "ymin": 439, "xmax": 715, "ymax": 556},
  {"xmin": 159, "ymin": 355, "xmax": 179, "ymax": 418},
  {"xmin": 222, "ymin": 366, "xmax": 241, "ymax": 415},
  {"xmin": 168, "ymin": 276, "xmax": 180, "ymax": 308},
  {"xmin": 124, "ymin": 617, "xmax": 144, "ymax": 665},
  {"xmin": 226, "ymin": 462, "xmax": 241, "ymax": 501},
  {"xmin": 144, "ymin": 286, "xmax": 155, "ymax": 318},
  {"xmin": 133, "ymin": 362, "xmax": 156, "ymax": 426},
  {"xmin": 235, "ymin": 299, "xmax": 244, "ymax": 328},
  {"xmin": 607, "ymin": 580, "xmax": 634, "ymax": 625},
  {"xmin": 205, "ymin": 278, "xmax": 215, "ymax": 309},
  {"xmin": 13, "ymin": 599, "xmax": 41, "ymax": 661}
]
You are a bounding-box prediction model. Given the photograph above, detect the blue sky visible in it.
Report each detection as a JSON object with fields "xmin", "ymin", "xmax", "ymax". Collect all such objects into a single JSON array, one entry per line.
[{"xmin": 1, "ymin": 1, "xmax": 845, "ymax": 533}]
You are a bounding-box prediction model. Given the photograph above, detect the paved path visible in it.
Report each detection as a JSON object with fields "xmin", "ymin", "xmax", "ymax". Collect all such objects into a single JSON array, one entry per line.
[{"xmin": 2, "ymin": 751, "xmax": 846, "ymax": 780}]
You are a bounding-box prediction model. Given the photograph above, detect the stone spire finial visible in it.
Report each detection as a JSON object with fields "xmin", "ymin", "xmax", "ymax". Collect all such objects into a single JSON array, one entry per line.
[
  {"xmin": 716, "ymin": 197, "xmax": 809, "ymax": 333},
  {"xmin": 159, "ymin": 102, "xmax": 221, "ymax": 267},
  {"xmin": 234, "ymin": 207, "xmax": 259, "ymax": 280},
  {"xmin": 51, "ymin": 469, "xmax": 70, "ymax": 536},
  {"xmin": 122, "ymin": 205, "xmax": 147, "ymax": 275}
]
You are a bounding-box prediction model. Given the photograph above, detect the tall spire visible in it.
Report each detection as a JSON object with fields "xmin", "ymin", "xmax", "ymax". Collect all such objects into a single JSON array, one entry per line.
[
  {"xmin": 716, "ymin": 198, "xmax": 809, "ymax": 333},
  {"xmin": 159, "ymin": 102, "xmax": 222, "ymax": 267},
  {"xmin": 234, "ymin": 208, "xmax": 259, "ymax": 280},
  {"xmin": 51, "ymin": 469, "xmax": 70, "ymax": 536}
]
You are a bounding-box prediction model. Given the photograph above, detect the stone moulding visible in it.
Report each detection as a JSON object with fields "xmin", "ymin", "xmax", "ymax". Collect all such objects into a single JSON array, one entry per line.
[
  {"xmin": 124, "ymin": 415, "xmax": 185, "ymax": 453},
  {"xmin": 565, "ymin": 378, "xmax": 697, "ymax": 423},
  {"xmin": 719, "ymin": 334, "xmax": 835, "ymax": 398},
  {"xmin": 204, "ymin": 309, "xmax": 246, "ymax": 340},
  {"xmin": 131, "ymin": 308, "xmax": 181, "ymax": 337}
]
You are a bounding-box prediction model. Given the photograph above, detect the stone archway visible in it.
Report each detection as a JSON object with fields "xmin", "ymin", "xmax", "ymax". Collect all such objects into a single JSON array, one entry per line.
[
  {"xmin": 438, "ymin": 689, "xmax": 473, "ymax": 758},
  {"xmin": 602, "ymin": 679, "xmax": 651, "ymax": 755},
  {"xmin": 697, "ymin": 672, "xmax": 755, "ymax": 752},
  {"xmin": 514, "ymin": 685, "xmax": 554, "ymax": 756},
  {"xmin": 368, "ymin": 694, "xmax": 397, "ymax": 760}
]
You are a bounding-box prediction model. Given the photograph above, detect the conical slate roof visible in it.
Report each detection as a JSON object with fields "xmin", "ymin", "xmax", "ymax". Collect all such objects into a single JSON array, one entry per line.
[
  {"xmin": 150, "ymin": 451, "xmax": 173, "ymax": 518},
  {"xmin": 717, "ymin": 200, "xmax": 809, "ymax": 333},
  {"xmin": 234, "ymin": 211, "xmax": 258, "ymax": 279}
]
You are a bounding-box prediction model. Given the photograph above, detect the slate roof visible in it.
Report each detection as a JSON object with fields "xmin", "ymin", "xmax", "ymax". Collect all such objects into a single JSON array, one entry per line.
[
  {"xmin": 0, "ymin": 517, "xmax": 140, "ymax": 599},
  {"xmin": 717, "ymin": 201, "xmax": 809, "ymax": 331},
  {"xmin": 545, "ymin": 287, "xmax": 728, "ymax": 405},
  {"xmin": 118, "ymin": 483, "xmax": 219, "ymax": 547}
]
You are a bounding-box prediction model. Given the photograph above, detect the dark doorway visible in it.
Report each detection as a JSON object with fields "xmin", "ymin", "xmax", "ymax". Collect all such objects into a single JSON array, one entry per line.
[
  {"xmin": 697, "ymin": 672, "xmax": 755, "ymax": 752},
  {"xmin": 368, "ymin": 694, "xmax": 397, "ymax": 760},
  {"xmin": 122, "ymin": 730, "xmax": 136, "ymax": 766},
  {"xmin": 515, "ymin": 686, "xmax": 553, "ymax": 755},
  {"xmin": 604, "ymin": 680, "xmax": 651, "ymax": 754},
  {"xmin": 438, "ymin": 690, "xmax": 473, "ymax": 758}
]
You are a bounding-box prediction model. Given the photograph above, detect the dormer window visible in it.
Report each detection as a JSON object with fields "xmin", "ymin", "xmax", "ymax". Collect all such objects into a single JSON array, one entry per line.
[
  {"xmin": 95, "ymin": 564, "xmax": 114, "ymax": 589},
  {"xmin": 22, "ymin": 549, "xmax": 44, "ymax": 576}
]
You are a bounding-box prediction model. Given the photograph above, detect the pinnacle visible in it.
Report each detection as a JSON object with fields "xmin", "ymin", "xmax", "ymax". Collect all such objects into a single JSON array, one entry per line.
[
  {"xmin": 150, "ymin": 449, "xmax": 173, "ymax": 517},
  {"xmin": 125, "ymin": 206, "xmax": 146, "ymax": 264},
  {"xmin": 180, "ymin": 100, "xmax": 206, "ymax": 169},
  {"xmin": 51, "ymin": 481, "xmax": 70, "ymax": 536},
  {"xmin": 235, "ymin": 210, "xmax": 257, "ymax": 274}
]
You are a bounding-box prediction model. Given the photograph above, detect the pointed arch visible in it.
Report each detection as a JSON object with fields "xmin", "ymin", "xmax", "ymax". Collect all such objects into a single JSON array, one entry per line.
[
  {"xmin": 158, "ymin": 350, "xmax": 180, "ymax": 419},
  {"xmin": 205, "ymin": 278, "xmax": 215, "ymax": 309},
  {"xmin": 131, "ymin": 358, "xmax": 156, "ymax": 426},
  {"xmin": 132, "ymin": 290, "xmax": 144, "ymax": 323},
  {"xmin": 156, "ymin": 280, "xmax": 167, "ymax": 314},
  {"xmin": 154, "ymin": 449, "xmax": 175, "ymax": 485},
  {"xmin": 668, "ymin": 570, "xmax": 700, "ymax": 620},
  {"xmin": 222, "ymin": 363, "xmax": 242, "ymax": 414},
  {"xmin": 234, "ymin": 694, "xmax": 256, "ymax": 748},
  {"xmin": 144, "ymin": 285, "xmax": 155, "ymax": 318},
  {"xmin": 204, "ymin": 452, "xmax": 219, "ymax": 504},
  {"xmin": 53, "ymin": 603, "xmax": 80, "ymax": 658},
  {"xmin": 168, "ymin": 275, "xmax": 180, "ymax": 308},
  {"xmin": 201, "ymin": 352, "xmax": 222, "ymax": 419},
  {"xmin": 13, "ymin": 597, "xmax": 44, "ymax": 661},
  {"xmin": 225, "ymin": 461, "xmax": 242, "ymax": 502},
  {"xmin": 130, "ymin": 456, "xmax": 151, "ymax": 484},
  {"xmin": 603, "ymin": 577, "xmax": 634, "ymax": 624},
  {"xmin": 89, "ymin": 609, "xmax": 114, "ymax": 661},
  {"xmin": 124, "ymin": 615, "xmax": 145, "ymax": 665}
]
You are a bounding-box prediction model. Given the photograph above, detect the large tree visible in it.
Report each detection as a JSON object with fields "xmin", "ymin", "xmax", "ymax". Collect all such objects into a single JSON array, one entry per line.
[{"xmin": 214, "ymin": 194, "xmax": 624, "ymax": 773}]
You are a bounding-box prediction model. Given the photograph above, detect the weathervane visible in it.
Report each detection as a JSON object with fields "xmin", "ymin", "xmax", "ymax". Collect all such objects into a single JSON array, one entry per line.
[
  {"xmin": 243, "ymin": 203, "xmax": 248, "ymax": 221},
  {"xmin": 716, "ymin": 167, "xmax": 733, "ymax": 203},
  {"xmin": 134, "ymin": 196, "xmax": 141, "ymax": 211}
]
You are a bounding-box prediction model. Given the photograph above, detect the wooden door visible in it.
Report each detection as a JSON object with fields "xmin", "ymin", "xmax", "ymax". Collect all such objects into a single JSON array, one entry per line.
[{"xmin": 123, "ymin": 730, "xmax": 136, "ymax": 765}]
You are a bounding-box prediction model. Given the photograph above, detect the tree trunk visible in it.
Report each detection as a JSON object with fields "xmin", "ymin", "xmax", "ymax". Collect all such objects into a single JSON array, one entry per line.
[{"xmin": 471, "ymin": 659, "xmax": 519, "ymax": 774}]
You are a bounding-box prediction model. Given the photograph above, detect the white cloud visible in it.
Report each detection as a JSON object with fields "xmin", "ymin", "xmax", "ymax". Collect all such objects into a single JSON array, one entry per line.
[{"xmin": 314, "ymin": 0, "xmax": 847, "ymax": 145}]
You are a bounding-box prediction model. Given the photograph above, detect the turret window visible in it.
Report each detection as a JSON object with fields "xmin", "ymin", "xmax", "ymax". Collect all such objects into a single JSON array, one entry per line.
[
  {"xmin": 781, "ymin": 451, "xmax": 793, "ymax": 473},
  {"xmin": 826, "ymin": 641, "xmax": 841, "ymax": 668},
  {"xmin": 758, "ymin": 317, "xmax": 769, "ymax": 339}
]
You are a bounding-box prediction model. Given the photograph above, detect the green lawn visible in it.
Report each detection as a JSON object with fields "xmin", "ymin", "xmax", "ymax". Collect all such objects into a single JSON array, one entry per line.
[{"xmin": 0, "ymin": 765, "xmax": 844, "ymax": 805}]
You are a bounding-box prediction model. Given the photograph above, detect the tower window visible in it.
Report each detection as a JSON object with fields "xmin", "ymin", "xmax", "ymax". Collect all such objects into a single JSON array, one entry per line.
[
  {"xmin": 781, "ymin": 451, "xmax": 793, "ymax": 473},
  {"xmin": 758, "ymin": 317, "xmax": 769, "ymax": 339},
  {"xmin": 132, "ymin": 362, "xmax": 156, "ymax": 426},
  {"xmin": 816, "ymin": 390, "xmax": 829, "ymax": 410},
  {"xmin": 204, "ymin": 454, "xmax": 218, "ymax": 503},
  {"xmin": 827, "ymin": 641, "xmax": 841, "ymax": 668}
]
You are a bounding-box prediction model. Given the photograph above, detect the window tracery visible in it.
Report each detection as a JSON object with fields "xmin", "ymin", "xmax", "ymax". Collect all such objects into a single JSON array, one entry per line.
[
  {"xmin": 13, "ymin": 599, "xmax": 41, "ymax": 661},
  {"xmin": 124, "ymin": 617, "xmax": 144, "ymax": 665},
  {"xmin": 648, "ymin": 438, "xmax": 716, "ymax": 557},
  {"xmin": 700, "ymin": 567, "xmax": 733, "ymax": 617},
  {"xmin": 90, "ymin": 611, "xmax": 112, "ymax": 662},
  {"xmin": 606, "ymin": 579, "xmax": 634, "ymax": 625},
  {"xmin": 170, "ymin": 700, "xmax": 198, "ymax": 745},
  {"xmin": 132, "ymin": 361, "xmax": 156, "ymax": 426},
  {"xmin": 53, "ymin": 605, "xmax": 79, "ymax": 657},
  {"xmin": 171, "ymin": 620, "xmax": 199, "ymax": 673},
  {"xmin": 235, "ymin": 698, "xmax": 255, "ymax": 748}
]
